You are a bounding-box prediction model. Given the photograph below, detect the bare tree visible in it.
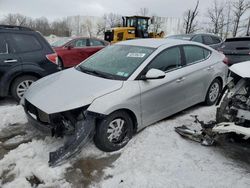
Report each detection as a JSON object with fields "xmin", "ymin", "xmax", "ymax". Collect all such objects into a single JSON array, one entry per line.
[
  {"xmin": 232, "ymin": 0, "xmax": 250, "ymax": 37},
  {"xmin": 82, "ymin": 19, "xmax": 94, "ymax": 37},
  {"xmin": 247, "ymin": 17, "xmax": 250, "ymax": 35},
  {"xmin": 207, "ymin": 0, "xmax": 225, "ymax": 34},
  {"xmin": 183, "ymin": 0, "xmax": 200, "ymax": 34},
  {"xmin": 51, "ymin": 19, "xmax": 71, "ymax": 37},
  {"xmin": 224, "ymin": 1, "xmax": 233, "ymax": 38},
  {"xmin": 103, "ymin": 13, "xmax": 122, "ymax": 28},
  {"xmin": 34, "ymin": 17, "xmax": 50, "ymax": 36},
  {"xmin": 2, "ymin": 13, "xmax": 29, "ymax": 26},
  {"xmin": 96, "ymin": 20, "xmax": 106, "ymax": 36},
  {"xmin": 151, "ymin": 16, "xmax": 163, "ymax": 33}
]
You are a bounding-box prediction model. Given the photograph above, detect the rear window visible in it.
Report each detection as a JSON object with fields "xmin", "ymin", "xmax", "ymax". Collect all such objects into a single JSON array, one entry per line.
[
  {"xmin": 203, "ymin": 36, "xmax": 214, "ymax": 45},
  {"xmin": 211, "ymin": 36, "xmax": 221, "ymax": 44},
  {"xmin": 183, "ymin": 45, "xmax": 211, "ymax": 65},
  {"xmin": 10, "ymin": 33, "xmax": 42, "ymax": 53},
  {"xmin": 221, "ymin": 38, "xmax": 250, "ymax": 50}
]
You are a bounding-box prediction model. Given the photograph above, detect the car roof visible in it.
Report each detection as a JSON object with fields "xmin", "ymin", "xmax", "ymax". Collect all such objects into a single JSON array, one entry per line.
[
  {"xmin": 0, "ymin": 25, "xmax": 34, "ymax": 31},
  {"xmin": 168, "ymin": 33, "xmax": 221, "ymax": 39},
  {"xmin": 115, "ymin": 38, "xmax": 205, "ymax": 48}
]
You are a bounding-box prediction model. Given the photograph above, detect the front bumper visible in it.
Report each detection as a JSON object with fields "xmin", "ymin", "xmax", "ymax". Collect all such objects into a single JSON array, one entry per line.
[
  {"xmin": 25, "ymin": 107, "xmax": 51, "ymax": 134},
  {"xmin": 23, "ymin": 99, "xmax": 106, "ymax": 166}
]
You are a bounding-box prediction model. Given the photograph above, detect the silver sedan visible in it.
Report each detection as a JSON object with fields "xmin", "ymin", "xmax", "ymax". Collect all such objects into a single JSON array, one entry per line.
[{"xmin": 22, "ymin": 39, "xmax": 228, "ymax": 165}]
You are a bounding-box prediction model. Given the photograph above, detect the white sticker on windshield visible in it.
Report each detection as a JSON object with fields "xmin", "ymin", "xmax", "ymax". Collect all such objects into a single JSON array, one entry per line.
[{"xmin": 127, "ymin": 53, "xmax": 146, "ymax": 58}]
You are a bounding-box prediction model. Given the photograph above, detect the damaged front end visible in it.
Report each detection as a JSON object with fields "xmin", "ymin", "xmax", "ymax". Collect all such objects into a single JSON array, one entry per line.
[
  {"xmin": 24, "ymin": 100, "xmax": 103, "ymax": 166},
  {"xmin": 176, "ymin": 64, "xmax": 250, "ymax": 146}
]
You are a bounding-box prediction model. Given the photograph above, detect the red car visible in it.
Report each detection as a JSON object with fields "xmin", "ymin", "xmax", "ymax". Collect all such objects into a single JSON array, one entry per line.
[{"xmin": 51, "ymin": 37, "xmax": 109, "ymax": 68}]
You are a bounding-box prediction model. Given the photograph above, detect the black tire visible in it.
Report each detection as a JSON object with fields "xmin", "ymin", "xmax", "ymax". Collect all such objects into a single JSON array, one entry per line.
[
  {"xmin": 94, "ymin": 111, "xmax": 134, "ymax": 152},
  {"xmin": 205, "ymin": 78, "xmax": 222, "ymax": 106},
  {"xmin": 11, "ymin": 75, "xmax": 38, "ymax": 102},
  {"xmin": 58, "ymin": 58, "xmax": 64, "ymax": 69}
]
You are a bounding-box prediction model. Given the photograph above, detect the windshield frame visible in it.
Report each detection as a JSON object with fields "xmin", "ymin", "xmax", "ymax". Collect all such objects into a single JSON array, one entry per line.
[{"xmin": 76, "ymin": 44, "xmax": 156, "ymax": 81}]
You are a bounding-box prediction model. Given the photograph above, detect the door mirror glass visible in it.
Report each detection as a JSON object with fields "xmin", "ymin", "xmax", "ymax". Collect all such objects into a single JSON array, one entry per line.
[{"xmin": 143, "ymin": 68, "xmax": 165, "ymax": 80}]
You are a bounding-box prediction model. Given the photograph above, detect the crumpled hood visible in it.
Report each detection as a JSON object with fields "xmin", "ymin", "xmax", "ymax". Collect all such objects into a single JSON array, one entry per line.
[
  {"xmin": 24, "ymin": 68, "xmax": 123, "ymax": 114},
  {"xmin": 229, "ymin": 61, "xmax": 250, "ymax": 78}
]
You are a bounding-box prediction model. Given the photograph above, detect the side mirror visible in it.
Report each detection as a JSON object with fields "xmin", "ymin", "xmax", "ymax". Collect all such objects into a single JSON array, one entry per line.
[
  {"xmin": 141, "ymin": 68, "xmax": 165, "ymax": 80},
  {"xmin": 66, "ymin": 45, "xmax": 73, "ymax": 50}
]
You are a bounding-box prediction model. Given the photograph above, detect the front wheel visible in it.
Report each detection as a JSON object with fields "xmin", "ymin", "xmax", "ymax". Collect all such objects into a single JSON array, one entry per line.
[
  {"xmin": 94, "ymin": 111, "xmax": 134, "ymax": 152},
  {"xmin": 205, "ymin": 78, "xmax": 222, "ymax": 106}
]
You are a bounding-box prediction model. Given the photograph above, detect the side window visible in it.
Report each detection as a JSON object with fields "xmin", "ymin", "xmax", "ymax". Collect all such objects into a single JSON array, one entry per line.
[
  {"xmin": 9, "ymin": 33, "xmax": 42, "ymax": 53},
  {"xmin": 0, "ymin": 35, "xmax": 8, "ymax": 54},
  {"xmin": 183, "ymin": 45, "xmax": 211, "ymax": 65},
  {"xmin": 203, "ymin": 36, "xmax": 214, "ymax": 45},
  {"xmin": 211, "ymin": 36, "xmax": 221, "ymax": 44},
  {"xmin": 89, "ymin": 39, "xmax": 104, "ymax": 46},
  {"xmin": 192, "ymin": 35, "xmax": 203, "ymax": 43},
  {"xmin": 72, "ymin": 39, "xmax": 87, "ymax": 47},
  {"xmin": 147, "ymin": 47, "xmax": 181, "ymax": 72}
]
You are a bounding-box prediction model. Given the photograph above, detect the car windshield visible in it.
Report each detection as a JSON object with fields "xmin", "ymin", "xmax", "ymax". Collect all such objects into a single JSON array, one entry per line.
[
  {"xmin": 77, "ymin": 45, "xmax": 155, "ymax": 80},
  {"xmin": 51, "ymin": 38, "xmax": 72, "ymax": 47}
]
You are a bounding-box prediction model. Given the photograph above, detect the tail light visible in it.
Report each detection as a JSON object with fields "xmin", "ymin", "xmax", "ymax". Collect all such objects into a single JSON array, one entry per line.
[
  {"xmin": 223, "ymin": 56, "xmax": 229, "ymax": 65},
  {"xmin": 46, "ymin": 53, "xmax": 58, "ymax": 65}
]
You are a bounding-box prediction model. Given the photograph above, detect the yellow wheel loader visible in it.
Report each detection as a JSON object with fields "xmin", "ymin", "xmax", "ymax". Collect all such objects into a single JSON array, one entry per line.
[{"xmin": 104, "ymin": 16, "xmax": 164, "ymax": 43}]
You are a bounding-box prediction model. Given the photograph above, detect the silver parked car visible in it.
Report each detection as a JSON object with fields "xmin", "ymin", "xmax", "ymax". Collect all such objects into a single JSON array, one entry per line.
[{"xmin": 22, "ymin": 39, "xmax": 228, "ymax": 166}]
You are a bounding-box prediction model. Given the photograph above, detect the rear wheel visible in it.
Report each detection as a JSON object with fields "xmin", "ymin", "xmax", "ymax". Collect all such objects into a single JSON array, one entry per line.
[
  {"xmin": 94, "ymin": 111, "xmax": 134, "ymax": 152},
  {"xmin": 11, "ymin": 75, "xmax": 38, "ymax": 102},
  {"xmin": 205, "ymin": 78, "xmax": 222, "ymax": 105},
  {"xmin": 58, "ymin": 58, "xmax": 64, "ymax": 69}
]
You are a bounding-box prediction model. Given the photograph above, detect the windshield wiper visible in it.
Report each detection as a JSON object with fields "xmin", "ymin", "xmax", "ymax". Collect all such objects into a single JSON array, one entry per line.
[{"xmin": 77, "ymin": 66, "xmax": 115, "ymax": 79}]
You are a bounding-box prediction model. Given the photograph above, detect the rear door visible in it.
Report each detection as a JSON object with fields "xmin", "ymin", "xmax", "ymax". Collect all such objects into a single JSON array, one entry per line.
[{"xmin": 180, "ymin": 45, "xmax": 214, "ymax": 106}]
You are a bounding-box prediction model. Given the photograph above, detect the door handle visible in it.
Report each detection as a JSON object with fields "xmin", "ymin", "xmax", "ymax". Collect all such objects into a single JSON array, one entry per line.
[
  {"xmin": 176, "ymin": 77, "xmax": 186, "ymax": 83},
  {"xmin": 4, "ymin": 59, "xmax": 17, "ymax": 63}
]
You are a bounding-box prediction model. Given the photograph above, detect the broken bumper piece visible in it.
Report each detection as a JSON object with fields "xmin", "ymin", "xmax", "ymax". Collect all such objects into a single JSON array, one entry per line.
[
  {"xmin": 49, "ymin": 114, "xmax": 95, "ymax": 166},
  {"xmin": 175, "ymin": 117, "xmax": 250, "ymax": 146}
]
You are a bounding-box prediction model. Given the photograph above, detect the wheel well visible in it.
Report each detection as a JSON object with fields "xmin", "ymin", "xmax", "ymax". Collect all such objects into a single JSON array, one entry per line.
[
  {"xmin": 9, "ymin": 73, "xmax": 41, "ymax": 94},
  {"xmin": 215, "ymin": 76, "xmax": 223, "ymax": 87},
  {"xmin": 114, "ymin": 109, "xmax": 138, "ymax": 134}
]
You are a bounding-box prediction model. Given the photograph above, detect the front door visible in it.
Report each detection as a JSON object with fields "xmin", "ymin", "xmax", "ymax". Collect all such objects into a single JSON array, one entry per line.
[{"xmin": 139, "ymin": 46, "xmax": 187, "ymax": 126}]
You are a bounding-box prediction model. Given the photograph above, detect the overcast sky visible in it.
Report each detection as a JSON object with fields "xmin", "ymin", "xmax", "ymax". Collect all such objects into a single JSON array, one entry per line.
[{"xmin": 0, "ymin": 0, "xmax": 211, "ymax": 20}]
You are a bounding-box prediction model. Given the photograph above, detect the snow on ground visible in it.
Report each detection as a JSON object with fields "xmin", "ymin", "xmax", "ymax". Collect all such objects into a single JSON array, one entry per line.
[
  {"xmin": 0, "ymin": 98, "xmax": 250, "ymax": 188},
  {"xmin": 95, "ymin": 106, "xmax": 250, "ymax": 188}
]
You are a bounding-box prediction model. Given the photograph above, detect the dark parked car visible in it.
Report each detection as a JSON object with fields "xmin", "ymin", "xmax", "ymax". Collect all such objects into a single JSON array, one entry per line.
[
  {"xmin": 51, "ymin": 37, "xmax": 109, "ymax": 68},
  {"xmin": 218, "ymin": 37, "xmax": 250, "ymax": 65},
  {"xmin": 0, "ymin": 25, "xmax": 59, "ymax": 101},
  {"xmin": 167, "ymin": 34, "xmax": 223, "ymax": 49}
]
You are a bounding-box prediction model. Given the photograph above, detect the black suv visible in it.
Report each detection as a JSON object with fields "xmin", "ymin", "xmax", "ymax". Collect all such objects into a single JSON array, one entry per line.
[
  {"xmin": 0, "ymin": 25, "xmax": 59, "ymax": 101},
  {"xmin": 167, "ymin": 33, "xmax": 223, "ymax": 49},
  {"xmin": 218, "ymin": 37, "xmax": 250, "ymax": 65}
]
